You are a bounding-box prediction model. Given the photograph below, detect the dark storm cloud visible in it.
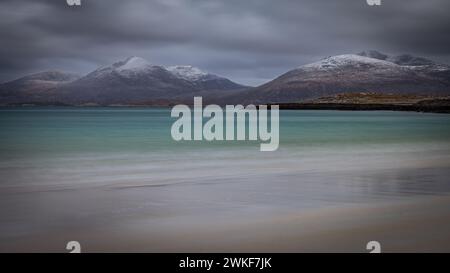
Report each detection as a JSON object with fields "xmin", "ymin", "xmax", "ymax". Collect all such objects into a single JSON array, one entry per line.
[{"xmin": 1, "ymin": 0, "xmax": 450, "ymax": 85}]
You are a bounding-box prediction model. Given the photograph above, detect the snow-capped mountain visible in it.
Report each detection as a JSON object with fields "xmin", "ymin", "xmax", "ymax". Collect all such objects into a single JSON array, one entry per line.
[
  {"xmin": 166, "ymin": 65, "xmax": 245, "ymax": 91},
  {"xmin": 0, "ymin": 57, "xmax": 245, "ymax": 105},
  {"xmin": 300, "ymin": 54, "xmax": 398, "ymax": 71},
  {"xmin": 116, "ymin": 56, "xmax": 153, "ymax": 72},
  {"xmin": 2, "ymin": 52, "xmax": 449, "ymax": 106},
  {"xmin": 358, "ymin": 50, "xmax": 436, "ymax": 66},
  {"xmin": 167, "ymin": 65, "xmax": 213, "ymax": 81},
  {"xmin": 358, "ymin": 50, "xmax": 450, "ymax": 74},
  {"xmin": 230, "ymin": 52, "xmax": 450, "ymax": 104},
  {"xmin": 82, "ymin": 57, "xmax": 181, "ymax": 82},
  {"xmin": 51, "ymin": 57, "xmax": 210, "ymax": 105}
]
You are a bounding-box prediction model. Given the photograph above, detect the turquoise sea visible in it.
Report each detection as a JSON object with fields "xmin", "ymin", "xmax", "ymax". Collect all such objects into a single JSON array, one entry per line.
[{"xmin": 1, "ymin": 107, "xmax": 450, "ymax": 250}]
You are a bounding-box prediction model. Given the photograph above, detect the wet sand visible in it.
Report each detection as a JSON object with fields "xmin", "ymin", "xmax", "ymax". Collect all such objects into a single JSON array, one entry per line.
[{"xmin": 3, "ymin": 195, "xmax": 450, "ymax": 253}]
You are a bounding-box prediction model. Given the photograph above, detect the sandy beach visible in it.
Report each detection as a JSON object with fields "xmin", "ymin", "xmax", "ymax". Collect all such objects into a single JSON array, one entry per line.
[{"xmin": 2, "ymin": 195, "xmax": 450, "ymax": 253}]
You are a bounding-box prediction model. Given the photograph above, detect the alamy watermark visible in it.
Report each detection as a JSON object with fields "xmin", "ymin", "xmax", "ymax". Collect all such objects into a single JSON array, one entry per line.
[
  {"xmin": 366, "ymin": 0, "xmax": 382, "ymax": 6},
  {"xmin": 65, "ymin": 240, "xmax": 381, "ymax": 253},
  {"xmin": 366, "ymin": 241, "xmax": 382, "ymax": 253},
  {"xmin": 66, "ymin": 241, "xmax": 81, "ymax": 253},
  {"xmin": 66, "ymin": 1, "xmax": 381, "ymax": 7},
  {"xmin": 171, "ymin": 97, "xmax": 279, "ymax": 152},
  {"xmin": 66, "ymin": 0, "xmax": 81, "ymax": 6}
]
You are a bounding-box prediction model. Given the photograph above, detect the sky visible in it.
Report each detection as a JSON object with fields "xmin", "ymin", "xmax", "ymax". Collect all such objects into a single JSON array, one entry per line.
[{"xmin": 1, "ymin": 0, "xmax": 450, "ymax": 86}]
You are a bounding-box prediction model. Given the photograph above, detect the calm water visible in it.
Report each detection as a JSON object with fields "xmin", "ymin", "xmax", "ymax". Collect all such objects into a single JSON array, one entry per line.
[{"xmin": 0, "ymin": 107, "xmax": 450, "ymax": 242}]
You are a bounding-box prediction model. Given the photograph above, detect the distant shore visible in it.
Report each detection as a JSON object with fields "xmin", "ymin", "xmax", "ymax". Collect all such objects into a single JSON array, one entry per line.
[
  {"xmin": 2, "ymin": 93, "xmax": 450, "ymax": 114},
  {"xmin": 276, "ymin": 101, "xmax": 450, "ymax": 113},
  {"xmin": 277, "ymin": 94, "xmax": 450, "ymax": 113},
  {"xmin": 2, "ymin": 103, "xmax": 450, "ymax": 114}
]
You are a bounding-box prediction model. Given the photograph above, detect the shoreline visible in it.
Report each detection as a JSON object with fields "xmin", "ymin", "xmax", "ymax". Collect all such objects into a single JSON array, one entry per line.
[
  {"xmin": 2, "ymin": 95, "xmax": 450, "ymax": 114},
  {"xmin": 276, "ymin": 102, "xmax": 450, "ymax": 114},
  {"xmin": 1, "ymin": 103, "xmax": 450, "ymax": 114}
]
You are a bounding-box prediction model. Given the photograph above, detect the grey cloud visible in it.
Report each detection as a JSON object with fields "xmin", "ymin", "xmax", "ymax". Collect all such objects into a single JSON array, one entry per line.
[{"xmin": 1, "ymin": 0, "xmax": 449, "ymax": 85}]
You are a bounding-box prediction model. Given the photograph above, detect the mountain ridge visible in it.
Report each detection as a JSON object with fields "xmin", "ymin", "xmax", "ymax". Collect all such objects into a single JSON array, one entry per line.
[
  {"xmin": 227, "ymin": 51, "xmax": 450, "ymax": 104},
  {"xmin": 0, "ymin": 57, "xmax": 247, "ymax": 105},
  {"xmin": 1, "ymin": 52, "xmax": 450, "ymax": 106}
]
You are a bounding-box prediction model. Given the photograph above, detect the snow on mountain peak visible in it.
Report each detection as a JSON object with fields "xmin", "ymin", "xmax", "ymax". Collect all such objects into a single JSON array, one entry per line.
[
  {"xmin": 116, "ymin": 56, "xmax": 152, "ymax": 71},
  {"xmin": 358, "ymin": 50, "xmax": 389, "ymax": 61},
  {"xmin": 358, "ymin": 51, "xmax": 441, "ymax": 67},
  {"xmin": 86, "ymin": 56, "xmax": 161, "ymax": 79},
  {"xmin": 301, "ymin": 54, "xmax": 397, "ymax": 71},
  {"xmin": 167, "ymin": 65, "xmax": 213, "ymax": 81}
]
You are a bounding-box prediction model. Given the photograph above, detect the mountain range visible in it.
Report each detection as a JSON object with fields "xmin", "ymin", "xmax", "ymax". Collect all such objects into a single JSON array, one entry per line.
[
  {"xmin": 1, "ymin": 51, "xmax": 450, "ymax": 106},
  {"xmin": 0, "ymin": 57, "xmax": 245, "ymax": 105},
  {"xmin": 231, "ymin": 51, "xmax": 450, "ymax": 104}
]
